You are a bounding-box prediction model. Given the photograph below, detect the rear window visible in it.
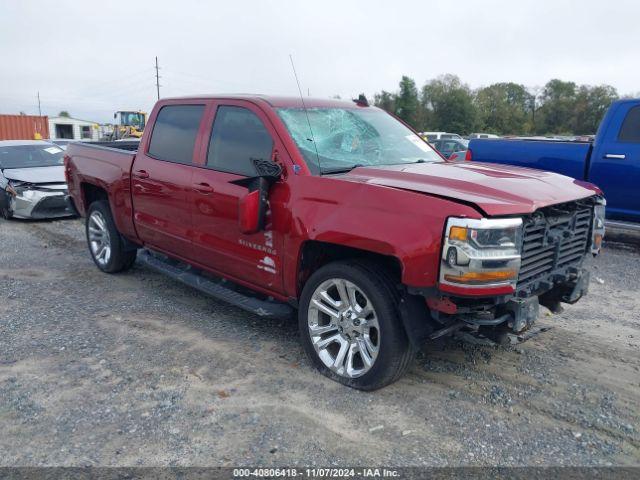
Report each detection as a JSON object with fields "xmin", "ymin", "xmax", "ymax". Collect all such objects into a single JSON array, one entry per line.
[
  {"xmin": 148, "ymin": 105, "xmax": 205, "ymax": 163},
  {"xmin": 618, "ymin": 105, "xmax": 640, "ymax": 143},
  {"xmin": 439, "ymin": 141, "xmax": 458, "ymax": 153}
]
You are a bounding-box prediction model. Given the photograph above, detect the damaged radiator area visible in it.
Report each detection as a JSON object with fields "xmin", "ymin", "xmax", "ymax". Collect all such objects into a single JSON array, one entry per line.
[{"xmin": 9, "ymin": 182, "xmax": 72, "ymax": 219}]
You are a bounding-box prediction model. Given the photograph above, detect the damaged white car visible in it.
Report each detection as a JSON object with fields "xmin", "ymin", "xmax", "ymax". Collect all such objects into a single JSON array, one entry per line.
[{"xmin": 0, "ymin": 140, "xmax": 74, "ymax": 220}]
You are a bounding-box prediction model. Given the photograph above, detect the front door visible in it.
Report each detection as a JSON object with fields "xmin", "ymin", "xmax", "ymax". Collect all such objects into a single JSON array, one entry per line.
[
  {"xmin": 189, "ymin": 101, "xmax": 286, "ymax": 293},
  {"xmin": 591, "ymin": 103, "xmax": 640, "ymax": 222},
  {"xmin": 131, "ymin": 102, "xmax": 206, "ymax": 255}
]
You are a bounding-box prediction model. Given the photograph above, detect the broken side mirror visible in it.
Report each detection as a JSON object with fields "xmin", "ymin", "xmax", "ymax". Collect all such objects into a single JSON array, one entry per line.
[{"xmin": 232, "ymin": 159, "xmax": 283, "ymax": 235}]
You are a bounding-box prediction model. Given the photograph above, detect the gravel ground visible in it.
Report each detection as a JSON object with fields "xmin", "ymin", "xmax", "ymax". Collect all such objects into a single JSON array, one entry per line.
[{"xmin": 0, "ymin": 217, "xmax": 638, "ymax": 467}]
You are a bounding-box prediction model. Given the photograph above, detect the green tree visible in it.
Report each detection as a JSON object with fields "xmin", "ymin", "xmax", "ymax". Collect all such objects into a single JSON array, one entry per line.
[
  {"xmin": 58, "ymin": 111, "xmax": 71, "ymax": 118},
  {"xmin": 537, "ymin": 79, "xmax": 577, "ymax": 134},
  {"xmin": 421, "ymin": 74, "xmax": 476, "ymax": 134},
  {"xmin": 475, "ymin": 82, "xmax": 531, "ymax": 134},
  {"xmin": 395, "ymin": 76, "xmax": 420, "ymax": 127},
  {"xmin": 373, "ymin": 90, "xmax": 396, "ymax": 113},
  {"xmin": 573, "ymin": 85, "xmax": 618, "ymax": 134},
  {"xmin": 374, "ymin": 75, "xmax": 620, "ymax": 137}
]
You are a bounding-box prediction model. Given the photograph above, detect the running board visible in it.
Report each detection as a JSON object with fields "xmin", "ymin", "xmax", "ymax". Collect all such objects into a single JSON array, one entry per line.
[
  {"xmin": 606, "ymin": 220, "xmax": 640, "ymax": 233},
  {"xmin": 137, "ymin": 250, "xmax": 293, "ymax": 318}
]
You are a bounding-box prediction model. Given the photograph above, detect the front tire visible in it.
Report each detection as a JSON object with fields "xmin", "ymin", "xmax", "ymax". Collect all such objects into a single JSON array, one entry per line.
[
  {"xmin": 86, "ymin": 200, "xmax": 137, "ymax": 273},
  {"xmin": 298, "ymin": 260, "xmax": 414, "ymax": 390},
  {"xmin": 0, "ymin": 192, "xmax": 12, "ymax": 220}
]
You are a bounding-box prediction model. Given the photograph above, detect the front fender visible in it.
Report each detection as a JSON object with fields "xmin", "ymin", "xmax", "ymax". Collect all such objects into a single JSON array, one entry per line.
[{"xmin": 283, "ymin": 175, "xmax": 482, "ymax": 297}]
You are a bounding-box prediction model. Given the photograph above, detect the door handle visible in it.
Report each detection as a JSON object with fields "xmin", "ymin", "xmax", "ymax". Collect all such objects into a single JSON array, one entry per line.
[
  {"xmin": 193, "ymin": 182, "xmax": 214, "ymax": 194},
  {"xmin": 604, "ymin": 153, "xmax": 626, "ymax": 159},
  {"xmin": 133, "ymin": 169, "xmax": 150, "ymax": 179}
]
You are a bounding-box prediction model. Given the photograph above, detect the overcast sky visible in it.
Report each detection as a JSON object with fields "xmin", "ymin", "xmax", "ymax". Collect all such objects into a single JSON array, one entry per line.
[{"xmin": 1, "ymin": 0, "xmax": 638, "ymax": 123}]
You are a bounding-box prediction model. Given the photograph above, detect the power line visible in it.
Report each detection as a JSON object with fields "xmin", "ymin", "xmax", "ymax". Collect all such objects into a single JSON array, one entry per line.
[{"xmin": 161, "ymin": 68, "xmax": 258, "ymax": 91}]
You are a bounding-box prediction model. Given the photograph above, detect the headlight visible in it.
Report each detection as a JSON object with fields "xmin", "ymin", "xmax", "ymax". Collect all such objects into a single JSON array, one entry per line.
[
  {"xmin": 440, "ymin": 217, "xmax": 523, "ymax": 290},
  {"xmin": 591, "ymin": 197, "xmax": 606, "ymax": 254},
  {"xmin": 8, "ymin": 180, "xmax": 26, "ymax": 195}
]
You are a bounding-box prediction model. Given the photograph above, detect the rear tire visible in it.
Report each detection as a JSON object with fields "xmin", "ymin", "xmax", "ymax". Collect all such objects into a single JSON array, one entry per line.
[
  {"xmin": 86, "ymin": 200, "xmax": 137, "ymax": 273},
  {"xmin": 298, "ymin": 260, "xmax": 414, "ymax": 390}
]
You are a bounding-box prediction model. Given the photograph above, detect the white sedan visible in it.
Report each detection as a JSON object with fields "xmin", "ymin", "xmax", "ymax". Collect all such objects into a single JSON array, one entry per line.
[{"xmin": 0, "ymin": 140, "xmax": 73, "ymax": 219}]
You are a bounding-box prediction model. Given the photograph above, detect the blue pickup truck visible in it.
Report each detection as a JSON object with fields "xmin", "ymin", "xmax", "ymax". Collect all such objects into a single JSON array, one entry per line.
[{"xmin": 468, "ymin": 99, "xmax": 640, "ymax": 228}]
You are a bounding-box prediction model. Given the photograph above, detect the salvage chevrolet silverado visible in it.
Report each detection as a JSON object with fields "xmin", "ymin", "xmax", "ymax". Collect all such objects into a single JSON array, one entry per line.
[{"xmin": 65, "ymin": 95, "xmax": 605, "ymax": 390}]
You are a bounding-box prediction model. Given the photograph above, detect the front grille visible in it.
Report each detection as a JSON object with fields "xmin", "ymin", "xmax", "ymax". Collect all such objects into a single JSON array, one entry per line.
[{"xmin": 517, "ymin": 199, "xmax": 593, "ymax": 293}]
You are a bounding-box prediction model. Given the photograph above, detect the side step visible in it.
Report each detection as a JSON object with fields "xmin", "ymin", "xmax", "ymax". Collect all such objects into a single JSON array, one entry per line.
[
  {"xmin": 606, "ymin": 220, "xmax": 640, "ymax": 233},
  {"xmin": 137, "ymin": 249, "xmax": 294, "ymax": 318}
]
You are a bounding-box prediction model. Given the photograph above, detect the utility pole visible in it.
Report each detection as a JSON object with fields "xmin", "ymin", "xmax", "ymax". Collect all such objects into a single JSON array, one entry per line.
[
  {"xmin": 155, "ymin": 56, "xmax": 161, "ymax": 100},
  {"xmin": 37, "ymin": 91, "xmax": 42, "ymax": 116}
]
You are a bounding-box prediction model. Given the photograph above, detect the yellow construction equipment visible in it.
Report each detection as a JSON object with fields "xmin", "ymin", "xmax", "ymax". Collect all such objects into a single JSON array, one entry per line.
[{"xmin": 112, "ymin": 111, "xmax": 147, "ymax": 139}]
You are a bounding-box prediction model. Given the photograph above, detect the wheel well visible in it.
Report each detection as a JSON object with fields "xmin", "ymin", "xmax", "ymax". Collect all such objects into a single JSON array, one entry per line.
[
  {"xmin": 81, "ymin": 183, "xmax": 108, "ymax": 209},
  {"xmin": 297, "ymin": 241, "xmax": 402, "ymax": 295}
]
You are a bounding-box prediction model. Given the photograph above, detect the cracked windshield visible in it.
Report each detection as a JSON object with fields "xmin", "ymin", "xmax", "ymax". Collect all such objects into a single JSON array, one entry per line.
[{"xmin": 277, "ymin": 107, "xmax": 442, "ymax": 174}]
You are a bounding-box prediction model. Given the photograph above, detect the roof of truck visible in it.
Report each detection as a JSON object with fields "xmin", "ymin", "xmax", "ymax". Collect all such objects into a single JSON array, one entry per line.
[{"xmin": 161, "ymin": 94, "xmax": 371, "ymax": 109}]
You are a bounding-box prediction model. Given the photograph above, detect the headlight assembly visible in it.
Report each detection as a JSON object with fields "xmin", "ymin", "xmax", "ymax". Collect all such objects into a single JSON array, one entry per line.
[
  {"xmin": 591, "ymin": 198, "xmax": 606, "ymax": 255},
  {"xmin": 440, "ymin": 217, "xmax": 523, "ymax": 290}
]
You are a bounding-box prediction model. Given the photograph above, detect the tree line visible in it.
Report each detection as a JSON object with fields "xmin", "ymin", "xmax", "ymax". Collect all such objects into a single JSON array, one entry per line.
[{"xmin": 373, "ymin": 74, "xmax": 628, "ymax": 136}]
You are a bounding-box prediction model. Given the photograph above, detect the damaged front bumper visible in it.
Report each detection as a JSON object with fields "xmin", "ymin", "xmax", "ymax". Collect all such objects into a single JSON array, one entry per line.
[
  {"xmin": 414, "ymin": 267, "xmax": 592, "ymax": 345},
  {"xmin": 8, "ymin": 183, "xmax": 73, "ymax": 219}
]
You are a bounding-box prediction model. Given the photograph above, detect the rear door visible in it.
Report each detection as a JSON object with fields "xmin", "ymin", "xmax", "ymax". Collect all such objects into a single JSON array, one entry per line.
[
  {"xmin": 131, "ymin": 102, "xmax": 207, "ymax": 255},
  {"xmin": 189, "ymin": 100, "xmax": 286, "ymax": 293},
  {"xmin": 590, "ymin": 103, "xmax": 640, "ymax": 222}
]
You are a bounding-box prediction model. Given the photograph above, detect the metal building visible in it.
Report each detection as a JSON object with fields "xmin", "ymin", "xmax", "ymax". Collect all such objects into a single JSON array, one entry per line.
[{"xmin": 48, "ymin": 116, "xmax": 100, "ymax": 141}]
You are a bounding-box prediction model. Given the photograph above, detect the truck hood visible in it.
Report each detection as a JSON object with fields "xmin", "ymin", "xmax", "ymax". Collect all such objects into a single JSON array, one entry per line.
[
  {"xmin": 339, "ymin": 161, "xmax": 599, "ymax": 216},
  {"xmin": 2, "ymin": 166, "xmax": 66, "ymax": 184}
]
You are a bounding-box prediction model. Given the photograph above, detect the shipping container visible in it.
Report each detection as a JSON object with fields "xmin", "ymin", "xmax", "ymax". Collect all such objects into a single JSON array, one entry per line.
[{"xmin": 0, "ymin": 115, "xmax": 50, "ymax": 140}]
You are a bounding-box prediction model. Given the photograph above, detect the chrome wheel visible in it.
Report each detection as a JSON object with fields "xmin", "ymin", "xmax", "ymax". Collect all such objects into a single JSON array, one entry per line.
[
  {"xmin": 307, "ymin": 278, "xmax": 380, "ymax": 378},
  {"xmin": 88, "ymin": 211, "xmax": 111, "ymax": 267}
]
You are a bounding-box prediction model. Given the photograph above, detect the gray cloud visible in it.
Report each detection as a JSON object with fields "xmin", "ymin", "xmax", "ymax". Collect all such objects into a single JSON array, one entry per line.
[{"xmin": 1, "ymin": 0, "xmax": 637, "ymax": 122}]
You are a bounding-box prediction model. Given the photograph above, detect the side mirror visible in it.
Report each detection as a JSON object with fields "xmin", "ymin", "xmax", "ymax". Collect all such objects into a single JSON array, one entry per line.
[
  {"xmin": 232, "ymin": 159, "xmax": 283, "ymax": 235},
  {"xmin": 237, "ymin": 177, "xmax": 268, "ymax": 234}
]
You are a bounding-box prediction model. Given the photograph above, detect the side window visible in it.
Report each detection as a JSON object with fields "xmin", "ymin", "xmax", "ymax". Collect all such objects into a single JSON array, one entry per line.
[
  {"xmin": 207, "ymin": 106, "xmax": 274, "ymax": 176},
  {"xmin": 148, "ymin": 104, "xmax": 205, "ymax": 164},
  {"xmin": 442, "ymin": 141, "xmax": 456, "ymax": 153},
  {"xmin": 618, "ymin": 106, "xmax": 640, "ymax": 143}
]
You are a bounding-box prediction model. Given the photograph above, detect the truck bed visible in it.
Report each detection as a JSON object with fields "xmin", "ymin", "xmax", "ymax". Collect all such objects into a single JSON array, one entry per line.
[
  {"xmin": 65, "ymin": 140, "xmax": 140, "ymax": 240},
  {"xmin": 468, "ymin": 138, "xmax": 592, "ymax": 180}
]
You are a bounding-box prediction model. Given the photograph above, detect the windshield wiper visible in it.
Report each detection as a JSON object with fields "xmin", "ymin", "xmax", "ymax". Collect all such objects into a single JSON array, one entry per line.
[
  {"xmin": 321, "ymin": 164, "xmax": 365, "ymax": 174},
  {"xmin": 385, "ymin": 159, "xmax": 434, "ymax": 166}
]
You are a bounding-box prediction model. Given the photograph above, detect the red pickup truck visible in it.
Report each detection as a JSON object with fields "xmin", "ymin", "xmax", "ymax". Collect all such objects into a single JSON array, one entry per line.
[{"xmin": 65, "ymin": 95, "xmax": 605, "ymax": 390}]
